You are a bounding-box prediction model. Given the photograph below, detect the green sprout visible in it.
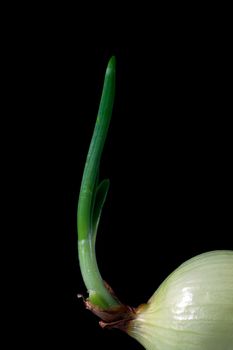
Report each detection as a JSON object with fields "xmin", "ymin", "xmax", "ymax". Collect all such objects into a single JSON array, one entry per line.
[{"xmin": 77, "ymin": 56, "xmax": 120, "ymax": 309}]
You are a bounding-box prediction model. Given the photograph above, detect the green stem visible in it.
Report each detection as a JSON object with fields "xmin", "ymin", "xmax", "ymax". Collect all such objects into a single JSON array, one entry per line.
[{"xmin": 77, "ymin": 57, "xmax": 120, "ymax": 309}]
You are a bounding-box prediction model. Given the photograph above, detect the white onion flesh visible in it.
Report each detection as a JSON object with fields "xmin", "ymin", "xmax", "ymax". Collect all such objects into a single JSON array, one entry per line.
[{"xmin": 128, "ymin": 250, "xmax": 233, "ymax": 350}]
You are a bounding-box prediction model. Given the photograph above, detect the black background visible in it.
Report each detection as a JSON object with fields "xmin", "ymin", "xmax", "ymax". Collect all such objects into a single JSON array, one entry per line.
[{"xmin": 8, "ymin": 22, "xmax": 232, "ymax": 349}]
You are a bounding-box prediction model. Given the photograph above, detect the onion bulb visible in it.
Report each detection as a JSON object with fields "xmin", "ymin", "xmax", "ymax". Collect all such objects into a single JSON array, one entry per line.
[
  {"xmin": 77, "ymin": 57, "xmax": 233, "ymax": 349},
  {"xmin": 128, "ymin": 250, "xmax": 233, "ymax": 350}
]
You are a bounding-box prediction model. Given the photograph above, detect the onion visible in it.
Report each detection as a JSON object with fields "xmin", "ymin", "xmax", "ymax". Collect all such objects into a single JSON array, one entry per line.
[
  {"xmin": 128, "ymin": 250, "xmax": 233, "ymax": 350},
  {"xmin": 77, "ymin": 57, "xmax": 233, "ymax": 349}
]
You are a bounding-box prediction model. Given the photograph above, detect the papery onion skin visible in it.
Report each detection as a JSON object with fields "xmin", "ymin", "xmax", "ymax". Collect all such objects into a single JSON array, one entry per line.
[{"xmin": 128, "ymin": 250, "xmax": 233, "ymax": 350}]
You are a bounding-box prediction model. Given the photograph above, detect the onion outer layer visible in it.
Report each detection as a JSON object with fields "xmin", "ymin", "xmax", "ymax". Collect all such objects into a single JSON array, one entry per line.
[{"xmin": 128, "ymin": 250, "xmax": 233, "ymax": 350}]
